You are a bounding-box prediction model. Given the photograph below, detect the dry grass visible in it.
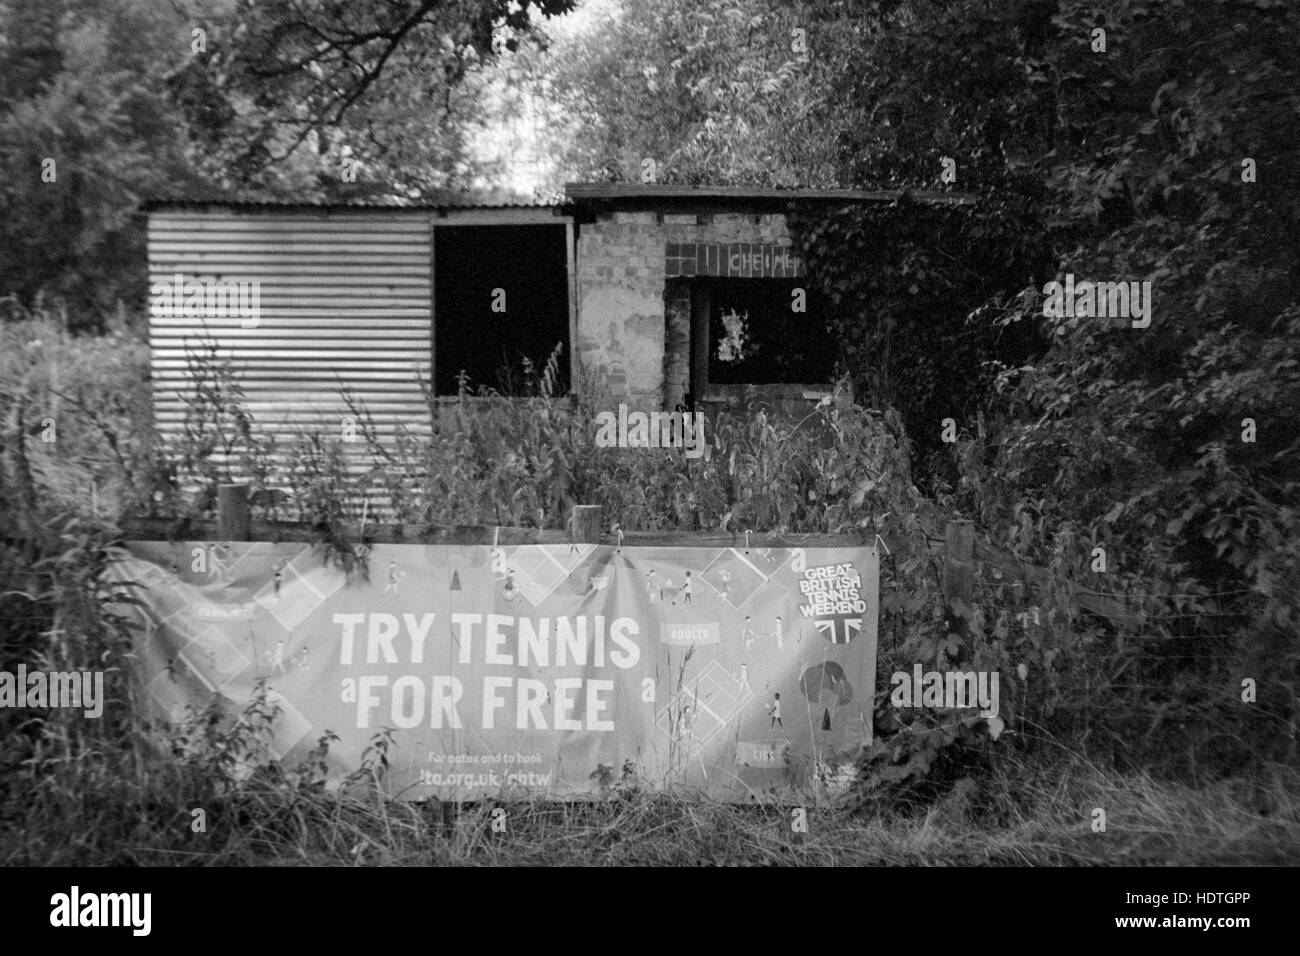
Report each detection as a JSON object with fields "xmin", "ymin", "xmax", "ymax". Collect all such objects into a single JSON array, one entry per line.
[
  {"xmin": 2, "ymin": 312, "xmax": 1295, "ymax": 868},
  {"xmin": 5, "ymin": 751, "xmax": 1296, "ymax": 866}
]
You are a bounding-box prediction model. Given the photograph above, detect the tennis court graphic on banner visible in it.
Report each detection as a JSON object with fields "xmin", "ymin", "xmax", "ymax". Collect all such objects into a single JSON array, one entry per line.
[{"xmin": 110, "ymin": 541, "xmax": 878, "ymax": 800}]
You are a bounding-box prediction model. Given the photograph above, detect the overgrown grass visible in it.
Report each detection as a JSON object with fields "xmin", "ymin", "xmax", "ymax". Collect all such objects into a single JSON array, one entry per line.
[
  {"xmin": 9, "ymin": 743, "xmax": 1296, "ymax": 866},
  {"xmin": 1, "ymin": 308, "xmax": 1296, "ymax": 865}
]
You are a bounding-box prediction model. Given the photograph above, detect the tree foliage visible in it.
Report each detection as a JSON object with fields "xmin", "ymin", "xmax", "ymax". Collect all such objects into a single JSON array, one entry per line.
[
  {"xmin": 806, "ymin": 0, "xmax": 1300, "ymax": 766},
  {"xmin": 0, "ymin": 0, "xmax": 574, "ymax": 328},
  {"xmin": 536, "ymin": 0, "xmax": 836, "ymax": 186},
  {"xmin": 0, "ymin": 0, "xmax": 207, "ymax": 320},
  {"xmin": 170, "ymin": 0, "xmax": 575, "ymax": 195},
  {"xmin": 545, "ymin": 0, "xmax": 1300, "ymax": 771}
]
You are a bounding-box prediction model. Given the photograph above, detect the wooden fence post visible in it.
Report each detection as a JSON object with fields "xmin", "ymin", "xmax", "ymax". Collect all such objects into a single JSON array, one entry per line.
[
  {"xmin": 943, "ymin": 519, "xmax": 974, "ymax": 639},
  {"xmin": 439, "ymin": 799, "xmax": 457, "ymax": 841},
  {"xmin": 217, "ymin": 483, "xmax": 250, "ymax": 541},
  {"xmin": 572, "ymin": 504, "xmax": 602, "ymax": 544}
]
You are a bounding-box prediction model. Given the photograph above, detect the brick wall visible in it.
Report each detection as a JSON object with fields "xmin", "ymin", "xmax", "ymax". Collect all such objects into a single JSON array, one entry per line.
[
  {"xmin": 663, "ymin": 281, "xmax": 691, "ymax": 409},
  {"xmin": 574, "ymin": 210, "xmax": 797, "ymax": 408},
  {"xmin": 665, "ymin": 242, "xmax": 803, "ymax": 278}
]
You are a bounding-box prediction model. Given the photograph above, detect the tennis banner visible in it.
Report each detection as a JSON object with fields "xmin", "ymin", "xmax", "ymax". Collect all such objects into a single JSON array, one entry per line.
[{"xmin": 110, "ymin": 540, "xmax": 878, "ymax": 800}]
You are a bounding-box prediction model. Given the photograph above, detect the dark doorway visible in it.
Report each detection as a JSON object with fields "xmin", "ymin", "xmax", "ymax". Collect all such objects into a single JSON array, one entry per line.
[{"xmin": 433, "ymin": 224, "xmax": 570, "ymax": 395}]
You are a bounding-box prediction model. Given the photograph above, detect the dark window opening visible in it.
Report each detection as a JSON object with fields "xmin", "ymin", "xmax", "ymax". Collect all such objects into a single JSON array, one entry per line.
[
  {"xmin": 433, "ymin": 224, "xmax": 570, "ymax": 396},
  {"xmin": 688, "ymin": 278, "xmax": 835, "ymax": 398}
]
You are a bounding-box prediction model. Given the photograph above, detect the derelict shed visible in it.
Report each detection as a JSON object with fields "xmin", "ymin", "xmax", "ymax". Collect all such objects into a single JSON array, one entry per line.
[
  {"xmin": 145, "ymin": 199, "xmax": 572, "ymax": 448},
  {"xmin": 144, "ymin": 185, "xmax": 973, "ymax": 462}
]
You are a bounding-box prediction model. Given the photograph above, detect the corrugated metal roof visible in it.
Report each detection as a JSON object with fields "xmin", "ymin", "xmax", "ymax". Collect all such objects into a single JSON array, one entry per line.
[
  {"xmin": 143, "ymin": 196, "xmax": 563, "ymax": 212},
  {"xmin": 564, "ymin": 183, "xmax": 976, "ymax": 206},
  {"xmin": 145, "ymin": 183, "xmax": 977, "ymax": 212}
]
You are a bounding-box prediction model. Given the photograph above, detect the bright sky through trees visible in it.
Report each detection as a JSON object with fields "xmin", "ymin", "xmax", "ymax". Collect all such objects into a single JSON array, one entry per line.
[{"xmin": 469, "ymin": 0, "xmax": 618, "ymax": 199}]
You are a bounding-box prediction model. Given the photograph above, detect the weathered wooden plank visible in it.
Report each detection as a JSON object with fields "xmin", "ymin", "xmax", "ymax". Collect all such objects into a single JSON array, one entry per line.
[
  {"xmin": 216, "ymin": 484, "xmax": 251, "ymax": 541},
  {"xmin": 117, "ymin": 515, "xmax": 895, "ymax": 550}
]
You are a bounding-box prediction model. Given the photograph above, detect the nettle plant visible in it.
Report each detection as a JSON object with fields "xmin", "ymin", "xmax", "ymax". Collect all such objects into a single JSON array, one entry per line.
[
  {"xmin": 941, "ymin": 396, "xmax": 1294, "ymax": 776},
  {"xmin": 167, "ymin": 334, "xmax": 936, "ymax": 543},
  {"xmin": 864, "ymin": 552, "xmax": 1001, "ymax": 802},
  {"xmin": 161, "ymin": 349, "xmax": 1108, "ymax": 796},
  {"xmin": 160, "ymin": 679, "xmax": 399, "ymax": 802},
  {"xmin": 174, "ymin": 338, "xmax": 265, "ymax": 515}
]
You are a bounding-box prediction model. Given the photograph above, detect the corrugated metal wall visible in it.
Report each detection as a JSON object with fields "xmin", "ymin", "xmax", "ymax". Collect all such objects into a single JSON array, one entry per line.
[{"xmin": 148, "ymin": 207, "xmax": 433, "ymax": 511}]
